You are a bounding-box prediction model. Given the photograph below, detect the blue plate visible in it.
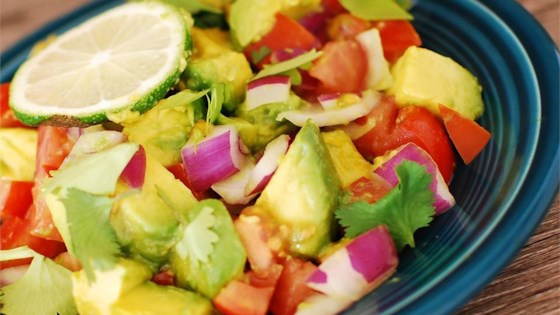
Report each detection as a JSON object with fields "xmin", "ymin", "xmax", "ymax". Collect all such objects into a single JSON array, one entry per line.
[{"xmin": 1, "ymin": 0, "xmax": 558, "ymax": 314}]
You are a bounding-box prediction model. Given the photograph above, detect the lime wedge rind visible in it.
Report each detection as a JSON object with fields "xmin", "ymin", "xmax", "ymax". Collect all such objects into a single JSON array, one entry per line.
[{"xmin": 9, "ymin": 2, "xmax": 191, "ymax": 126}]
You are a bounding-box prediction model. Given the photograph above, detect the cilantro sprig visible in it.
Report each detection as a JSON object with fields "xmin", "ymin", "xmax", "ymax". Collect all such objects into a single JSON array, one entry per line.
[
  {"xmin": 336, "ymin": 160, "xmax": 435, "ymax": 250},
  {"xmin": 0, "ymin": 247, "xmax": 76, "ymax": 315}
]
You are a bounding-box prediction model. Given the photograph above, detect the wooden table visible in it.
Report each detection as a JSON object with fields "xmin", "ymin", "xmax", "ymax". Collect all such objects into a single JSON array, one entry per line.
[{"xmin": 1, "ymin": 0, "xmax": 558, "ymax": 314}]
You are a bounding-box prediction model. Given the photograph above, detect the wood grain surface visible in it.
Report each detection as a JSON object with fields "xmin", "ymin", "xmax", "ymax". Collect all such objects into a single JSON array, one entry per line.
[{"xmin": 0, "ymin": 0, "xmax": 558, "ymax": 314}]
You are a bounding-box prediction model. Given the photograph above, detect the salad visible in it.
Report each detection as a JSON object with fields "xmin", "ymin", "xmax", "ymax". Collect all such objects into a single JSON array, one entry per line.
[{"xmin": 0, "ymin": 0, "xmax": 493, "ymax": 314}]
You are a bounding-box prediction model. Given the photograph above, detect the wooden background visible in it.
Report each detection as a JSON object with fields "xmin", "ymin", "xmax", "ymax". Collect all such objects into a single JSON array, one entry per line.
[{"xmin": 0, "ymin": 0, "xmax": 558, "ymax": 314}]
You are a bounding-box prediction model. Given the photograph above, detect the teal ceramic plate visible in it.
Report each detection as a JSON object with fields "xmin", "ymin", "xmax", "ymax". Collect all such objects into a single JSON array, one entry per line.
[{"xmin": 1, "ymin": 0, "xmax": 558, "ymax": 314}]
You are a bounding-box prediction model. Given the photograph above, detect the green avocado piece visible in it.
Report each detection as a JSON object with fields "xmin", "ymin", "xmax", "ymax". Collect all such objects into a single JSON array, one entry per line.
[
  {"xmin": 72, "ymin": 258, "xmax": 152, "ymax": 315},
  {"xmin": 171, "ymin": 199, "xmax": 246, "ymax": 299},
  {"xmin": 0, "ymin": 128, "xmax": 37, "ymax": 181},
  {"xmin": 256, "ymin": 120, "xmax": 341, "ymax": 258},
  {"xmin": 226, "ymin": 93, "xmax": 300, "ymax": 152},
  {"xmin": 387, "ymin": 46, "xmax": 484, "ymax": 120},
  {"xmin": 122, "ymin": 99, "xmax": 205, "ymax": 167},
  {"xmin": 183, "ymin": 50, "xmax": 252, "ymax": 112},
  {"xmin": 111, "ymin": 153, "xmax": 197, "ymax": 268},
  {"xmin": 112, "ymin": 282, "xmax": 213, "ymax": 315}
]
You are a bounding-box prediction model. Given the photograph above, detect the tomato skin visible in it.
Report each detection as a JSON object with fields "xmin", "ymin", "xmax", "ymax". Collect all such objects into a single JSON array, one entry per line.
[
  {"xmin": 151, "ymin": 268, "xmax": 175, "ymax": 286},
  {"xmin": 245, "ymin": 13, "xmax": 319, "ymax": 66},
  {"xmin": 0, "ymin": 82, "xmax": 27, "ymax": 128},
  {"xmin": 269, "ymin": 257, "xmax": 317, "ymax": 315},
  {"xmin": 309, "ymin": 39, "xmax": 368, "ymax": 94},
  {"xmin": 348, "ymin": 175, "xmax": 392, "ymax": 204},
  {"xmin": 439, "ymin": 104, "xmax": 491, "ymax": 164},
  {"xmin": 213, "ymin": 280, "xmax": 275, "ymax": 315},
  {"xmin": 321, "ymin": 0, "xmax": 346, "ymax": 15},
  {"xmin": 1, "ymin": 213, "xmax": 66, "ymax": 269},
  {"xmin": 371, "ymin": 20, "xmax": 422, "ymax": 63},
  {"xmin": 0, "ymin": 180, "xmax": 34, "ymax": 220},
  {"xmin": 326, "ymin": 13, "xmax": 371, "ymax": 41},
  {"xmin": 354, "ymin": 98, "xmax": 456, "ymax": 183},
  {"xmin": 29, "ymin": 126, "xmax": 73, "ymax": 241}
]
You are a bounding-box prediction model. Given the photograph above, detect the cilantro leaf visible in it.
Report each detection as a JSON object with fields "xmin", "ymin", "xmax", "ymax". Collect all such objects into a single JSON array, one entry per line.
[
  {"xmin": 158, "ymin": 88, "xmax": 210, "ymax": 110},
  {"xmin": 0, "ymin": 249, "xmax": 76, "ymax": 315},
  {"xmin": 206, "ymin": 83, "xmax": 225, "ymax": 125},
  {"xmin": 175, "ymin": 206, "xmax": 219, "ymax": 265},
  {"xmin": 336, "ymin": 160, "xmax": 435, "ymax": 250},
  {"xmin": 54, "ymin": 188, "xmax": 122, "ymax": 280},
  {"xmin": 44, "ymin": 142, "xmax": 139, "ymax": 195},
  {"xmin": 340, "ymin": 0, "xmax": 412, "ymax": 21},
  {"xmin": 252, "ymin": 49, "xmax": 322, "ymax": 80}
]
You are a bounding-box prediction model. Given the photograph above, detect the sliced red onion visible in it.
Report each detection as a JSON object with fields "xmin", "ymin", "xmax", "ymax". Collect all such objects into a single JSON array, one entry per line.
[
  {"xmin": 355, "ymin": 29, "xmax": 393, "ymax": 90},
  {"xmin": 61, "ymin": 130, "xmax": 127, "ymax": 167},
  {"xmin": 317, "ymin": 93, "xmax": 341, "ymax": 110},
  {"xmin": 277, "ymin": 90, "xmax": 381, "ymax": 127},
  {"xmin": 306, "ymin": 225, "xmax": 398, "ymax": 301},
  {"xmin": 245, "ymin": 135, "xmax": 290, "ymax": 196},
  {"xmin": 0, "ymin": 264, "xmax": 29, "ymax": 286},
  {"xmin": 373, "ymin": 143, "xmax": 455, "ymax": 214},
  {"xmin": 246, "ymin": 75, "xmax": 291, "ymax": 111},
  {"xmin": 211, "ymin": 159, "xmax": 258, "ymax": 205},
  {"xmin": 181, "ymin": 125, "xmax": 247, "ymax": 192},
  {"xmin": 120, "ymin": 146, "xmax": 147, "ymax": 189},
  {"xmin": 298, "ymin": 10, "xmax": 329, "ymax": 37}
]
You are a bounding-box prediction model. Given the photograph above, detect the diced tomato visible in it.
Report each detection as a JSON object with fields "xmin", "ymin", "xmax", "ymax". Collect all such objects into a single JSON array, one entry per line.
[
  {"xmin": 1, "ymin": 213, "xmax": 66, "ymax": 269},
  {"xmin": 213, "ymin": 280, "xmax": 275, "ymax": 315},
  {"xmin": 151, "ymin": 268, "xmax": 175, "ymax": 286},
  {"xmin": 326, "ymin": 13, "xmax": 371, "ymax": 41},
  {"xmin": 348, "ymin": 175, "xmax": 392, "ymax": 204},
  {"xmin": 269, "ymin": 257, "xmax": 318, "ymax": 315},
  {"xmin": 353, "ymin": 98, "xmax": 456, "ymax": 183},
  {"xmin": 28, "ymin": 126, "xmax": 73, "ymax": 241},
  {"xmin": 247, "ymin": 263, "xmax": 283, "ymax": 288},
  {"xmin": 235, "ymin": 213, "xmax": 275, "ymax": 272},
  {"xmin": 167, "ymin": 163, "xmax": 212, "ymax": 200},
  {"xmin": 439, "ymin": 104, "xmax": 491, "ymax": 164},
  {"xmin": 309, "ymin": 39, "xmax": 367, "ymax": 94},
  {"xmin": 245, "ymin": 13, "xmax": 320, "ymax": 67},
  {"xmin": 371, "ymin": 20, "xmax": 422, "ymax": 63},
  {"xmin": 0, "ymin": 82, "xmax": 28, "ymax": 128},
  {"xmin": 0, "ymin": 180, "xmax": 34, "ymax": 220}
]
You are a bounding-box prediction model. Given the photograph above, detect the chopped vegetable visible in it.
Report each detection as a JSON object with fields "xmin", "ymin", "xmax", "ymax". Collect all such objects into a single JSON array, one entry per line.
[
  {"xmin": 246, "ymin": 76, "xmax": 292, "ymax": 111},
  {"xmin": 336, "ymin": 160, "xmax": 435, "ymax": 250}
]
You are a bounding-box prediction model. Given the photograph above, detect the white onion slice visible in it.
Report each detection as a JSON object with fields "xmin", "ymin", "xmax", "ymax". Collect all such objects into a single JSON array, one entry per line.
[
  {"xmin": 244, "ymin": 135, "xmax": 290, "ymax": 196},
  {"xmin": 356, "ymin": 28, "xmax": 393, "ymax": 90},
  {"xmin": 246, "ymin": 75, "xmax": 291, "ymax": 111},
  {"xmin": 317, "ymin": 93, "xmax": 340, "ymax": 110},
  {"xmin": 277, "ymin": 90, "xmax": 382, "ymax": 127},
  {"xmin": 211, "ymin": 159, "xmax": 258, "ymax": 205}
]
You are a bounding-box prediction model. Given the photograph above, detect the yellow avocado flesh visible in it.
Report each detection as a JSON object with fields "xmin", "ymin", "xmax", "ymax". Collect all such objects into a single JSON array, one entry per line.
[
  {"xmin": 388, "ymin": 46, "xmax": 484, "ymax": 120},
  {"xmin": 72, "ymin": 258, "xmax": 152, "ymax": 315},
  {"xmin": 112, "ymin": 282, "xmax": 212, "ymax": 315},
  {"xmin": 0, "ymin": 128, "xmax": 37, "ymax": 181}
]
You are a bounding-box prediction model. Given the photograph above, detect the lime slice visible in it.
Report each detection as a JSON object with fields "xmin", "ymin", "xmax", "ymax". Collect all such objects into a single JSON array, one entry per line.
[{"xmin": 9, "ymin": 2, "xmax": 191, "ymax": 126}]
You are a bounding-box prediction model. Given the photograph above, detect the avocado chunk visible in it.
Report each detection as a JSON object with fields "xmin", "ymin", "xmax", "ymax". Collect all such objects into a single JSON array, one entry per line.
[
  {"xmin": 122, "ymin": 100, "xmax": 205, "ymax": 167},
  {"xmin": 72, "ymin": 258, "xmax": 152, "ymax": 315},
  {"xmin": 170, "ymin": 199, "xmax": 246, "ymax": 298},
  {"xmin": 387, "ymin": 46, "xmax": 484, "ymax": 120},
  {"xmin": 228, "ymin": 0, "xmax": 320, "ymax": 47},
  {"xmin": 322, "ymin": 130, "xmax": 374, "ymax": 188},
  {"xmin": 111, "ymin": 153, "xmax": 197, "ymax": 268},
  {"xmin": 226, "ymin": 93, "xmax": 300, "ymax": 152},
  {"xmin": 112, "ymin": 282, "xmax": 213, "ymax": 315},
  {"xmin": 256, "ymin": 120, "xmax": 341, "ymax": 258},
  {"xmin": 0, "ymin": 128, "xmax": 37, "ymax": 181},
  {"xmin": 182, "ymin": 28, "xmax": 253, "ymax": 112}
]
